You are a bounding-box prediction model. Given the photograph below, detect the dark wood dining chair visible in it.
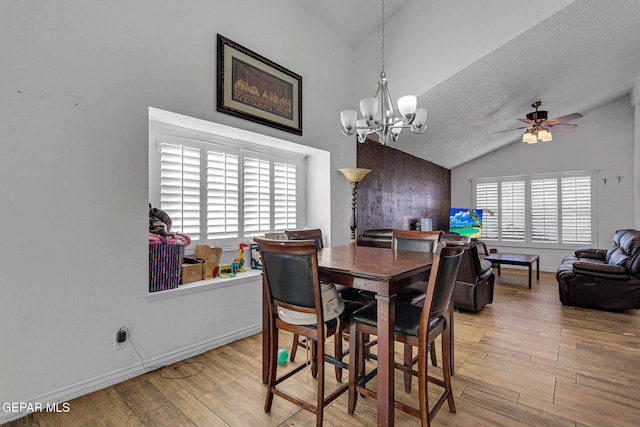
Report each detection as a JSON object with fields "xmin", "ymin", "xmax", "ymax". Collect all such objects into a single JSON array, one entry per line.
[
  {"xmin": 391, "ymin": 229, "xmax": 443, "ymax": 390},
  {"xmin": 256, "ymin": 237, "xmax": 354, "ymax": 427},
  {"xmin": 284, "ymin": 228, "xmax": 364, "ymax": 380},
  {"xmin": 347, "ymin": 241, "xmax": 464, "ymax": 426},
  {"xmin": 393, "ymin": 230, "xmax": 444, "ymax": 305}
]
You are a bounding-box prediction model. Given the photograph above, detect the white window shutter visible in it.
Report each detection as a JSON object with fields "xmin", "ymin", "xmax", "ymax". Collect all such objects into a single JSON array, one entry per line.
[
  {"xmin": 561, "ymin": 176, "xmax": 591, "ymax": 244},
  {"xmin": 500, "ymin": 181, "xmax": 525, "ymax": 241},
  {"xmin": 160, "ymin": 143, "xmax": 200, "ymax": 239},
  {"xmin": 475, "ymin": 182, "xmax": 498, "ymax": 239},
  {"xmin": 274, "ymin": 162, "xmax": 297, "ymax": 231},
  {"xmin": 207, "ymin": 150, "xmax": 239, "ymax": 239},
  {"xmin": 244, "ymin": 157, "xmax": 271, "ymax": 236},
  {"xmin": 531, "ymin": 179, "xmax": 558, "ymax": 242}
]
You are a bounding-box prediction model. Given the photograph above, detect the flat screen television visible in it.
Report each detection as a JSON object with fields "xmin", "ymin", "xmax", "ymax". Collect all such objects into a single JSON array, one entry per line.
[{"xmin": 449, "ymin": 208, "xmax": 483, "ymax": 238}]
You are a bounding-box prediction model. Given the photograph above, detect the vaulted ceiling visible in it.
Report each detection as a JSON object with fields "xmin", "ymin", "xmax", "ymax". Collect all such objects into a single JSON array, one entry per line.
[{"xmin": 299, "ymin": 0, "xmax": 640, "ymax": 169}]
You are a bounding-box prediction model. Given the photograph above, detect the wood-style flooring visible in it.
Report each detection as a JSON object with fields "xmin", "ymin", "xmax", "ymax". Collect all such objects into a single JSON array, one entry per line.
[{"xmin": 5, "ymin": 268, "xmax": 640, "ymax": 426}]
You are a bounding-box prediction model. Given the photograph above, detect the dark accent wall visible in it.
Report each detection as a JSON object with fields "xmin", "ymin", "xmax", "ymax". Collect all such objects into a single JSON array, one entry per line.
[{"xmin": 356, "ymin": 139, "xmax": 451, "ymax": 234}]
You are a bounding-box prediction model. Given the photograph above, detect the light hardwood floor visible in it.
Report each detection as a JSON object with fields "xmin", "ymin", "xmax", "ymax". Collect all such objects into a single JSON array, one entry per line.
[{"xmin": 5, "ymin": 269, "xmax": 640, "ymax": 426}]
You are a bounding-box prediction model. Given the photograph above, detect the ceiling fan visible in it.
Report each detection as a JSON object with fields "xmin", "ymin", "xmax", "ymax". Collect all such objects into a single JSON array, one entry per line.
[{"xmin": 495, "ymin": 101, "xmax": 583, "ymax": 143}]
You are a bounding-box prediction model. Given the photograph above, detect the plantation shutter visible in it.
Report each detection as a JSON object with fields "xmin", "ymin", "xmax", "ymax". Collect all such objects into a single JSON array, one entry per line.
[
  {"xmin": 244, "ymin": 157, "xmax": 271, "ymax": 236},
  {"xmin": 206, "ymin": 150, "xmax": 239, "ymax": 239},
  {"xmin": 274, "ymin": 162, "xmax": 297, "ymax": 231},
  {"xmin": 475, "ymin": 182, "xmax": 498, "ymax": 239},
  {"xmin": 561, "ymin": 176, "xmax": 592, "ymax": 244},
  {"xmin": 159, "ymin": 143, "xmax": 201, "ymax": 239},
  {"xmin": 500, "ymin": 181, "xmax": 525, "ymax": 241},
  {"xmin": 531, "ymin": 179, "xmax": 558, "ymax": 242}
]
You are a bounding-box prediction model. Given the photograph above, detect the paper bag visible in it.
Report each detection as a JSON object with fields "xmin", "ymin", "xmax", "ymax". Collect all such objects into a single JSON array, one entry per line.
[{"xmin": 195, "ymin": 245, "xmax": 223, "ymax": 279}]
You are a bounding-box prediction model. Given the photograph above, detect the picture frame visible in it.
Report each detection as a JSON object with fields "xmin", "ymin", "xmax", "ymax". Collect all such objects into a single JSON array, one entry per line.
[{"xmin": 217, "ymin": 34, "xmax": 302, "ymax": 135}]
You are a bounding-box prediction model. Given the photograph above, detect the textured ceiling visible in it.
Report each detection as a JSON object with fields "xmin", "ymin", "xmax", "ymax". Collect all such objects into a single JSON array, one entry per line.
[
  {"xmin": 301, "ymin": 0, "xmax": 640, "ymax": 169},
  {"xmin": 397, "ymin": 0, "xmax": 640, "ymax": 168}
]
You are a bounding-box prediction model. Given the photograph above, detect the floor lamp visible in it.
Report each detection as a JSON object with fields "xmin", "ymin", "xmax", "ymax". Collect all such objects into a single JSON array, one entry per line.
[{"xmin": 338, "ymin": 168, "xmax": 372, "ymax": 245}]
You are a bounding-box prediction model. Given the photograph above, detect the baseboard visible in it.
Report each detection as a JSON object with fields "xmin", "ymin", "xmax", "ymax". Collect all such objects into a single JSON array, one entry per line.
[{"xmin": 0, "ymin": 324, "xmax": 261, "ymax": 424}]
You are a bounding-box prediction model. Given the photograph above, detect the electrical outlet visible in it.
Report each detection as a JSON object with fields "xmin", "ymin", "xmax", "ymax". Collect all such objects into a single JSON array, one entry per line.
[{"xmin": 113, "ymin": 328, "xmax": 127, "ymax": 350}]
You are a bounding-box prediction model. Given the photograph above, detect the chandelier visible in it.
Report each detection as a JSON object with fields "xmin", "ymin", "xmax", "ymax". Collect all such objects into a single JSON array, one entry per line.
[{"xmin": 339, "ymin": 0, "xmax": 428, "ymax": 145}]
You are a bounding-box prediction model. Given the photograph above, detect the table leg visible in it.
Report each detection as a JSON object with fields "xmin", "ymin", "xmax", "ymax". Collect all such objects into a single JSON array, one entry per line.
[
  {"xmin": 262, "ymin": 276, "xmax": 269, "ymax": 384},
  {"xmin": 449, "ymin": 307, "xmax": 455, "ymax": 376},
  {"xmin": 528, "ymin": 263, "xmax": 532, "ymax": 289},
  {"xmin": 536, "ymin": 257, "xmax": 540, "ymax": 280},
  {"xmin": 376, "ymin": 293, "xmax": 395, "ymax": 427}
]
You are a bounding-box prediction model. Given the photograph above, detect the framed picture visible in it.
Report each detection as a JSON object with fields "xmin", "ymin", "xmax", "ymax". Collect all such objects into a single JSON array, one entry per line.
[{"xmin": 217, "ymin": 34, "xmax": 302, "ymax": 135}]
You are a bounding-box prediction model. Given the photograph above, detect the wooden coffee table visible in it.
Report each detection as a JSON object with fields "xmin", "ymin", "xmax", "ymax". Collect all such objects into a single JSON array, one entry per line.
[{"xmin": 485, "ymin": 252, "xmax": 539, "ymax": 289}]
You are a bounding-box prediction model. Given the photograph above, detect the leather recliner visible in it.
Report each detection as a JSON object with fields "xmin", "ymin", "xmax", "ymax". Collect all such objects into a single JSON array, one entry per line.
[
  {"xmin": 557, "ymin": 229, "xmax": 640, "ymax": 310},
  {"xmin": 452, "ymin": 240, "xmax": 495, "ymax": 311}
]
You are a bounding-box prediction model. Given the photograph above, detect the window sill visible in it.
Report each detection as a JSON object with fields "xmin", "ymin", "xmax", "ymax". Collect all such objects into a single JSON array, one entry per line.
[{"xmin": 147, "ymin": 269, "xmax": 262, "ymax": 302}]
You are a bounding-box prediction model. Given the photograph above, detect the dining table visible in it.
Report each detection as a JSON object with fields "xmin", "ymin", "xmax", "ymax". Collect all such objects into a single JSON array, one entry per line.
[{"xmin": 261, "ymin": 245, "xmax": 435, "ymax": 427}]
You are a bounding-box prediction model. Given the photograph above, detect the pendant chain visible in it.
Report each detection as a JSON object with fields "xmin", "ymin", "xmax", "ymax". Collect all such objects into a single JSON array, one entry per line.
[{"xmin": 381, "ymin": 0, "xmax": 385, "ymax": 73}]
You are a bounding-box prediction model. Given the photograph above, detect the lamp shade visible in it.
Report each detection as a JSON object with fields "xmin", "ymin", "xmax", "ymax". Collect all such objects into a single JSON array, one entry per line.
[
  {"xmin": 338, "ymin": 168, "xmax": 372, "ymax": 183},
  {"xmin": 537, "ymin": 129, "xmax": 552, "ymax": 141},
  {"xmin": 412, "ymin": 108, "xmax": 428, "ymax": 133},
  {"xmin": 340, "ymin": 110, "xmax": 357, "ymax": 132},
  {"xmin": 523, "ymin": 131, "xmax": 537, "ymax": 144},
  {"xmin": 359, "ymin": 98, "xmax": 378, "ymax": 120},
  {"xmin": 397, "ymin": 95, "xmax": 417, "ymax": 118}
]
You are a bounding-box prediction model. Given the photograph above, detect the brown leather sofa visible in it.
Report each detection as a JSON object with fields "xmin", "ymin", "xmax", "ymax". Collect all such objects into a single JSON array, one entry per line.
[
  {"xmin": 358, "ymin": 229, "xmax": 494, "ymax": 311},
  {"xmin": 557, "ymin": 229, "xmax": 640, "ymax": 310},
  {"xmin": 357, "ymin": 229, "xmax": 393, "ymax": 248}
]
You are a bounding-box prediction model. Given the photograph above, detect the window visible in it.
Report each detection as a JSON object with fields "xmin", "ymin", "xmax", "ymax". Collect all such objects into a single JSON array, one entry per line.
[
  {"xmin": 474, "ymin": 171, "xmax": 594, "ymax": 246},
  {"xmin": 150, "ymin": 133, "xmax": 302, "ymax": 249}
]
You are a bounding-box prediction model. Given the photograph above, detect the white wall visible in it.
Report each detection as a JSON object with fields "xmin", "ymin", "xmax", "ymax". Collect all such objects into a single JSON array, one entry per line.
[
  {"xmin": 0, "ymin": 0, "xmax": 357, "ymax": 420},
  {"xmin": 451, "ymin": 96, "xmax": 636, "ymax": 271}
]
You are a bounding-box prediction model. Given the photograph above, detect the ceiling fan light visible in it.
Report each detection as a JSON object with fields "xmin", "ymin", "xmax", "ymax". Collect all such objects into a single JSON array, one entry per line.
[
  {"xmin": 523, "ymin": 131, "xmax": 537, "ymax": 144},
  {"xmin": 538, "ymin": 129, "xmax": 552, "ymax": 141}
]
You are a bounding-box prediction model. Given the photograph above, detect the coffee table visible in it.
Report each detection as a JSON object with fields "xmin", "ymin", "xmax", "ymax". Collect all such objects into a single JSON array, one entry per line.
[{"xmin": 484, "ymin": 252, "xmax": 539, "ymax": 289}]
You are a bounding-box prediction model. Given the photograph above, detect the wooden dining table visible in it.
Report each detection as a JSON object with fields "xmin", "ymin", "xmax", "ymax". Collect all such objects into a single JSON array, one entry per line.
[{"xmin": 261, "ymin": 245, "xmax": 434, "ymax": 427}]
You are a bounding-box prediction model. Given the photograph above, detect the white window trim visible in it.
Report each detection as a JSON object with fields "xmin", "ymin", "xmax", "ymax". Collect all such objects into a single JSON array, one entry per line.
[
  {"xmin": 148, "ymin": 107, "xmax": 330, "ymax": 253},
  {"xmin": 472, "ymin": 170, "xmax": 598, "ymax": 250}
]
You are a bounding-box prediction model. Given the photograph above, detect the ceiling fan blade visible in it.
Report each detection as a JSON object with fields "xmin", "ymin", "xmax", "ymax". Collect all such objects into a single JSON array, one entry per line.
[
  {"xmin": 493, "ymin": 126, "xmax": 529, "ymax": 134},
  {"xmin": 518, "ymin": 118, "xmax": 535, "ymax": 125},
  {"xmin": 548, "ymin": 123, "xmax": 578, "ymax": 130},
  {"xmin": 546, "ymin": 113, "xmax": 583, "ymax": 125}
]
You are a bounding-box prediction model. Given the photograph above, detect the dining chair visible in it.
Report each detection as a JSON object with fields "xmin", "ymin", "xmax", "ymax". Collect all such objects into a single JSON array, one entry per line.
[
  {"xmin": 347, "ymin": 241, "xmax": 464, "ymax": 426},
  {"xmin": 393, "ymin": 230, "xmax": 444, "ymax": 305},
  {"xmin": 256, "ymin": 237, "xmax": 354, "ymax": 427},
  {"xmin": 391, "ymin": 229, "xmax": 443, "ymax": 390},
  {"xmin": 284, "ymin": 228, "xmax": 364, "ymax": 379}
]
